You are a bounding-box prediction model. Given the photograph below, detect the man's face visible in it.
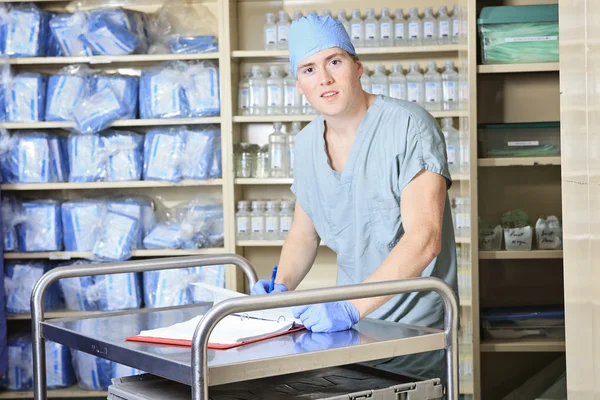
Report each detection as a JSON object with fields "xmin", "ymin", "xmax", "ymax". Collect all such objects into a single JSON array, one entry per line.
[{"xmin": 295, "ymin": 48, "xmax": 364, "ymax": 117}]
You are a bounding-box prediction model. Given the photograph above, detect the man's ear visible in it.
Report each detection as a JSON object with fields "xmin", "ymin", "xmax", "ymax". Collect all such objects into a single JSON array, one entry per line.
[
  {"xmin": 356, "ymin": 60, "xmax": 364, "ymax": 77},
  {"xmin": 296, "ymin": 80, "xmax": 304, "ymax": 95}
]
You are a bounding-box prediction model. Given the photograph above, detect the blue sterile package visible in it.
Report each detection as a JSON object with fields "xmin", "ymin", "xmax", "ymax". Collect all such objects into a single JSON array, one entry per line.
[
  {"xmin": 80, "ymin": 8, "xmax": 140, "ymax": 56},
  {"xmin": 61, "ymin": 200, "xmax": 103, "ymax": 252},
  {"xmin": 4, "ymin": 261, "xmax": 61, "ymax": 314},
  {"xmin": 143, "ymin": 128, "xmax": 185, "ymax": 181},
  {"xmin": 138, "ymin": 197, "xmax": 156, "ymax": 239},
  {"xmin": 166, "ymin": 35, "xmax": 218, "ymax": 54},
  {"xmin": 46, "ymin": 339, "xmax": 76, "ymax": 389},
  {"xmin": 0, "ymin": 65, "xmax": 10, "ymax": 122},
  {"xmin": 68, "ymin": 133, "xmax": 105, "ymax": 182},
  {"xmin": 17, "ymin": 200, "xmax": 62, "ymax": 252},
  {"xmin": 45, "ymin": 13, "xmax": 63, "ymax": 57},
  {"xmin": 58, "ymin": 272, "xmax": 98, "ymax": 312},
  {"xmin": 93, "ymin": 74, "xmax": 138, "ymax": 119},
  {"xmin": 94, "ymin": 272, "xmax": 141, "ymax": 311},
  {"xmin": 139, "ymin": 63, "xmax": 186, "ymax": 119},
  {"xmin": 108, "ymin": 199, "xmax": 142, "ymax": 248},
  {"xmin": 142, "ymin": 222, "xmax": 181, "ymax": 249},
  {"xmin": 72, "ymin": 87, "xmax": 127, "ymax": 134},
  {"xmin": 4, "ymin": 4, "xmax": 49, "ymax": 57},
  {"xmin": 49, "ymin": 134, "xmax": 69, "ymax": 182},
  {"xmin": 49, "ymin": 13, "xmax": 94, "ymax": 57},
  {"xmin": 1, "ymin": 197, "xmax": 20, "ymax": 252},
  {"xmin": 112, "ymin": 362, "xmax": 144, "ymax": 379},
  {"xmin": 210, "ymin": 133, "xmax": 222, "ymax": 179},
  {"xmin": 0, "ymin": 5, "xmax": 10, "ymax": 55},
  {"xmin": 7, "ymin": 334, "xmax": 33, "ymax": 390},
  {"xmin": 71, "ymin": 350, "xmax": 112, "ymax": 390},
  {"xmin": 179, "ymin": 204, "xmax": 224, "ymax": 249},
  {"xmin": 180, "ymin": 127, "xmax": 215, "ymax": 180},
  {"xmin": 92, "ymin": 210, "xmax": 138, "ymax": 261},
  {"xmin": 189, "ymin": 265, "xmax": 226, "ymax": 303},
  {"xmin": 6, "ymin": 73, "xmax": 47, "ymax": 122},
  {"xmin": 45, "ymin": 67, "xmax": 90, "ymax": 121},
  {"xmin": 143, "ymin": 267, "xmax": 204, "ymax": 308},
  {"xmin": 182, "ymin": 61, "xmax": 220, "ymax": 117},
  {"xmin": 103, "ymin": 130, "xmax": 143, "ymax": 181}
]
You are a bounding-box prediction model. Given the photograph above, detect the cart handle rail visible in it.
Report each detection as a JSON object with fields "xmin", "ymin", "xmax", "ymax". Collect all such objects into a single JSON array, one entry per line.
[
  {"xmin": 193, "ymin": 277, "xmax": 458, "ymax": 400},
  {"xmin": 31, "ymin": 254, "xmax": 258, "ymax": 400}
]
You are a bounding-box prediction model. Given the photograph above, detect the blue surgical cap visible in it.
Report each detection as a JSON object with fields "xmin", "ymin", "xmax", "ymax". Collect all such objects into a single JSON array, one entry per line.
[{"xmin": 288, "ymin": 14, "xmax": 357, "ymax": 78}]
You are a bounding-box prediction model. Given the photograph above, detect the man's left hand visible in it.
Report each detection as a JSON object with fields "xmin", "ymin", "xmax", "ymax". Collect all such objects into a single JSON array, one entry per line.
[{"xmin": 292, "ymin": 301, "xmax": 360, "ymax": 332}]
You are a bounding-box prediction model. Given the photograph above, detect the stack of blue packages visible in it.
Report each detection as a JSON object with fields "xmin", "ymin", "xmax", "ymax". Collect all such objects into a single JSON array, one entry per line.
[
  {"xmin": 49, "ymin": 13, "xmax": 94, "ymax": 57},
  {"xmin": 72, "ymin": 86, "xmax": 127, "ymax": 134},
  {"xmin": 68, "ymin": 133, "xmax": 105, "ymax": 182},
  {"xmin": 61, "ymin": 200, "xmax": 102, "ymax": 252},
  {"xmin": 183, "ymin": 61, "xmax": 220, "ymax": 117},
  {"xmin": 0, "ymin": 65, "xmax": 9, "ymax": 122},
  {"xmin": 45, "ymin": 67, "xmax": 90, "ymax": 121},
  {"xmin": 139, "ymin": 63, "xmax": 186, "ymax": 119},
  {"xmin": 92, "ymin": 208, "xmax": 138, "ymax": 261},
  {"xmin": 1, "ymin": 197, "xmax": 19, "ymax": 252},
  {"xmin": 46, "ymin": 340, "xmax": 76, "ymax": 389},
  {"xmin": 189, "ymin": 265, "xmax": 226, "ymax": 303},
  {"xmin": 3, "ymin": 131, "xmax": 68, "ymax": 184},
  {"xmin": 103, "ymin": 130, "xmax": 143, "ymax": 181},
  {"xmin": 210, "ymin": 133, "xmax": 222, "ymax": 179},
  {"xmin": 167, "ymin": 35, "xmax": 218, "ymax": 54},
  {"xmin": 71, "ymin": 350, "xmax": 112, "ymax": 390},
  {"xmin": 80, "ymin": 8, "xmax": 141, "ymax": 56},
  {"xmin": 3, "ymin": 4, "xmax": 50, "ymax": 57},
  {"xmin": 143, "ymin": 128, "xmax": 184, "ymax": 182},
  {"xmin": 93, "ymin": 74, "xmax": 138, "ymax": 119},
  {"xmin": 0, "ymin": 4, "xmax": 9, "ymax": 55},
  {"xmin": 7, "ymin": 334, "xmax": 33, "ymax": 390},
  {"xmin": 143, "ymin": 267, "xmax": 203, "ymax": 308},
  {"xmin": 58, "ymin": 269, "xmax": 98, "ymax": 312},
  {"xmin": 6, "ymin": 72, "xmax": 47, "ymax": 122},
  {"xmin": 4, "ymin": 261, "xmax": 61, "ymax": 313},
  {"xmin": 108, "ymin": 199, "xmax": 142, "ymax": 248},
  {"xmin": 180, "ymin": 127, "xmax": 215, "ymax": 180},
  {"xmin": 17, "ymin": 200, "xmax": 62, "ymax": 252},
  {"xmin": 142, "ymin": 222, "xmax": 181, "ymax": 249},
  {"xmin": 95, "ymin": 272, "xmax": 141, "ymax": 311}
]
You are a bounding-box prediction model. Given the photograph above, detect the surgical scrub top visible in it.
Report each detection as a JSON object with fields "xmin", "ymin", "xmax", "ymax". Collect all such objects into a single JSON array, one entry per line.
[{"xmin": 291, "ymin": 95, "xmax": 458, "ymax": 330}]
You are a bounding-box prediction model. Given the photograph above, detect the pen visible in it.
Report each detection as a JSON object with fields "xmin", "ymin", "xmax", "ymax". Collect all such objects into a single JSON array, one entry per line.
[{"xmin": 269, "ymin": 265, "xmax": 278, "ymax": 293}]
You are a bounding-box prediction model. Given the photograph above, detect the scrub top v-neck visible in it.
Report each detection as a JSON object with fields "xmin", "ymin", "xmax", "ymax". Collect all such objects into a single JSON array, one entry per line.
[{"xmin": 291, "ymin": 95, "xmax": 458, "ymax": 332}]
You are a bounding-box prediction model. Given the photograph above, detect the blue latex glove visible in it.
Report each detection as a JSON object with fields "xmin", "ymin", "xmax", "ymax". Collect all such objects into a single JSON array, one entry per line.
[
  {"xmin": 293, "ymin": 301, "xmax": 360, "ymax": 332},
  {"xmin": 294, "ymin": 330, "xmax": 360, "ymax": 353},
  {"xmin": 250, "ymin": 280, "xmax": 288, "ymax": 295}
]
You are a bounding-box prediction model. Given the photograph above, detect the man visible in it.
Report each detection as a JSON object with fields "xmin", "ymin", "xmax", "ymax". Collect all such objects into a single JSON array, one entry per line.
[{"xmin": 251, "ymin": 13, "xmax": 458, "ymax": 379}]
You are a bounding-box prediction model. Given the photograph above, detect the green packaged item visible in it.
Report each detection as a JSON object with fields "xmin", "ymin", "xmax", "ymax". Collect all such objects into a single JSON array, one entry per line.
[
  {"xmin": 478, "ymin": 122, "xmax": 560, "ymax": 158},
  {"xmin": 477, "ymin": 5, "xmax": 558, "ymax": 64}
]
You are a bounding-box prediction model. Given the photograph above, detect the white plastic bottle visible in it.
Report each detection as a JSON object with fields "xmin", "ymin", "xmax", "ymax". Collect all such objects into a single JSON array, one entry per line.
[
  {"xmin": 441, "ymin": 117, "xmax": 459, "ymax": 175},
  {"xmin": 442, "ymin": 60, "xmax": 458, "ymax": 111},
  {"xmin": 268, "ymin": 122, "xmax": 288, "ymax": 178},
  {"xmin": 424, "ymin": 61, "xmax": 442, "ymax": 111},
  {"xmin": 437, "ymin": 6, "xmax": 451, "ymax": 45},
  {"xmin": 292, "ymin": 10, "xmax": 303, "ymax": 22},
  {"xmin": 283, "ymin": 66, "xmax": 301, "ymax": 115},
  {"xmin": 235, "ymin": 200, "xmax": 251, "ymax": 241},
  {"xmin": 406, "ymin": 62, "xmax": 424, "ymax": 105},
  {"xmin": 452, "ymin": 5, "xmax": 461, "ymax": 44},
  {"xmin": 337, "ymin": 9, "xmax": 351, "ymax": 37},
  {"xmin": 379, "ymin": 8, "xmax": 393, "ymax": 47},
  {"xmin": 266, "ymin": 65, "xmax": 284, "ymax": 115},
  {"xmin": 264, "ymin": 13, "xmax": 277, "ymax": 51},
  {"xmin": 393, "ymin": 8, "xmax": 408, "ymax": 47},
  {"xmin": 250, "ymin": 201, "xmax": 265, "ymax": 240},
  {"xmin": 288, "ymin": 121, "xmax": 301, "ymax": 177},
  {"xmin": 408, "ymin": 8, "xmax": 423, "ymax": 46},
  {"xmin": 279, "ymin": 201, "xmax": 294, "ymax": 240},
  {"xmin": 248, "ymin": 66, "xmax": 267, "ymax": 115},
  {"xmin": 459, "ymin": 120, "xmax": 470, "ymax": 174},
  {"xmin": 237, "ymin": 72, "xmax": 250, "ymax": 115},
  {"xmin": 458, "ymin": 63, "xmax": 468, "ymax": 110},
  {"xmin": 361, "ymin": 66, "xmax": 372, "ymax": 92},
  {"xmin": 277, "ymin": 11, "xmax": 290, "ymax": 50},
  {"xmin": 364, "ymin": 8, "xmax": 379, "ymax": 48},
  {"xmin": 389, "ymin": 63, "xmax": 407, "ymax": 100},
  {"xmin": 322, "ymin": 9, "xmax": 332, "ymax": 17},
  {"xmin": 301, "ymin": 94, "xmax": 314, "ymax": 114},
  {"xmin": 422, "ymin": 7, "xmax": 437, "ymax": 46},
  {"xmin": 350, "ymin": 9, "xmax": 364, "ymax": 48},
  {"xmin": 264, "ymin": 201, "xmax": 280, "ymax": 241},
  {"xmin": 371, "ymin": 64, "xmax": 389, "ymax": 96}
]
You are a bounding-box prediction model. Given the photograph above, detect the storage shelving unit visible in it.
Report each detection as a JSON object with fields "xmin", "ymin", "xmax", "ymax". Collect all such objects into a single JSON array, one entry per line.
[{"xmin": 0, "ymin": 0, "xmax": 477, "ymax": 398}]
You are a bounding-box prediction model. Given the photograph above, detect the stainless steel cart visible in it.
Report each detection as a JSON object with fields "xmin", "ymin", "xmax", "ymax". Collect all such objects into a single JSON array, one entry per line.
[{"xmin": 30, "ymin": 254, "xmax": 459, "ymax": 400}]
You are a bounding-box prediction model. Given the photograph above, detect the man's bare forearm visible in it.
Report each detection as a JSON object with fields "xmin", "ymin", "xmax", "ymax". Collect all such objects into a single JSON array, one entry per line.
[{"xmin": 275, "ymin": 229, "xmax": 320, "ymax": 290}]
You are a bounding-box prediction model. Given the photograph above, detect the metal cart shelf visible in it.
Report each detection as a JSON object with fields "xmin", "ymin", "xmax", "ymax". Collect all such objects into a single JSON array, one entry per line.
[{"xmin": 30, "ymin": 254, "xmax": 459, "ymax": 400}]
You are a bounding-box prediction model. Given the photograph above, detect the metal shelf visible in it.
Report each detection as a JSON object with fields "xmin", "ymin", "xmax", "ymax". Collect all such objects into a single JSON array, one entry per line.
[
  {"xmin": 2, "ymin": 52, "xmax": 220, "ymax": 65},
  {"xmin": 7, "ymin": 310, "xmax": 103, "ymax": 320},
  {"xmin": 480, "ymin": 340, "xmax": 565, "ymax": 353},
  {"xmin": 1, "ymin": 179, "xmax": 222, "ymax": 191},
  {"xmin": 478, "ymin": 157, "xmax": 561, "ymax": 167},
  {"xmin": 0, "ymin": 117, "xmax": 221, "ymax": 130},
  {"xmin": 477, "ymin": 62, "xmax": 559, "ymax": 74},
  {"xmin": 479, "ymin": 250, "xmax": 563, "ymax": 260},
  {"xmin": 4, "ymin": 248, "xmax": 226, "ymax": 260}
]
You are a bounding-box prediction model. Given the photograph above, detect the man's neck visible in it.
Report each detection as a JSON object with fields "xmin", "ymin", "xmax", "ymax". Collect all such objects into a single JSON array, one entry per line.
[{"xmin": 324, "ymin": 91, "xmax": 375, "ymax": 137}]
